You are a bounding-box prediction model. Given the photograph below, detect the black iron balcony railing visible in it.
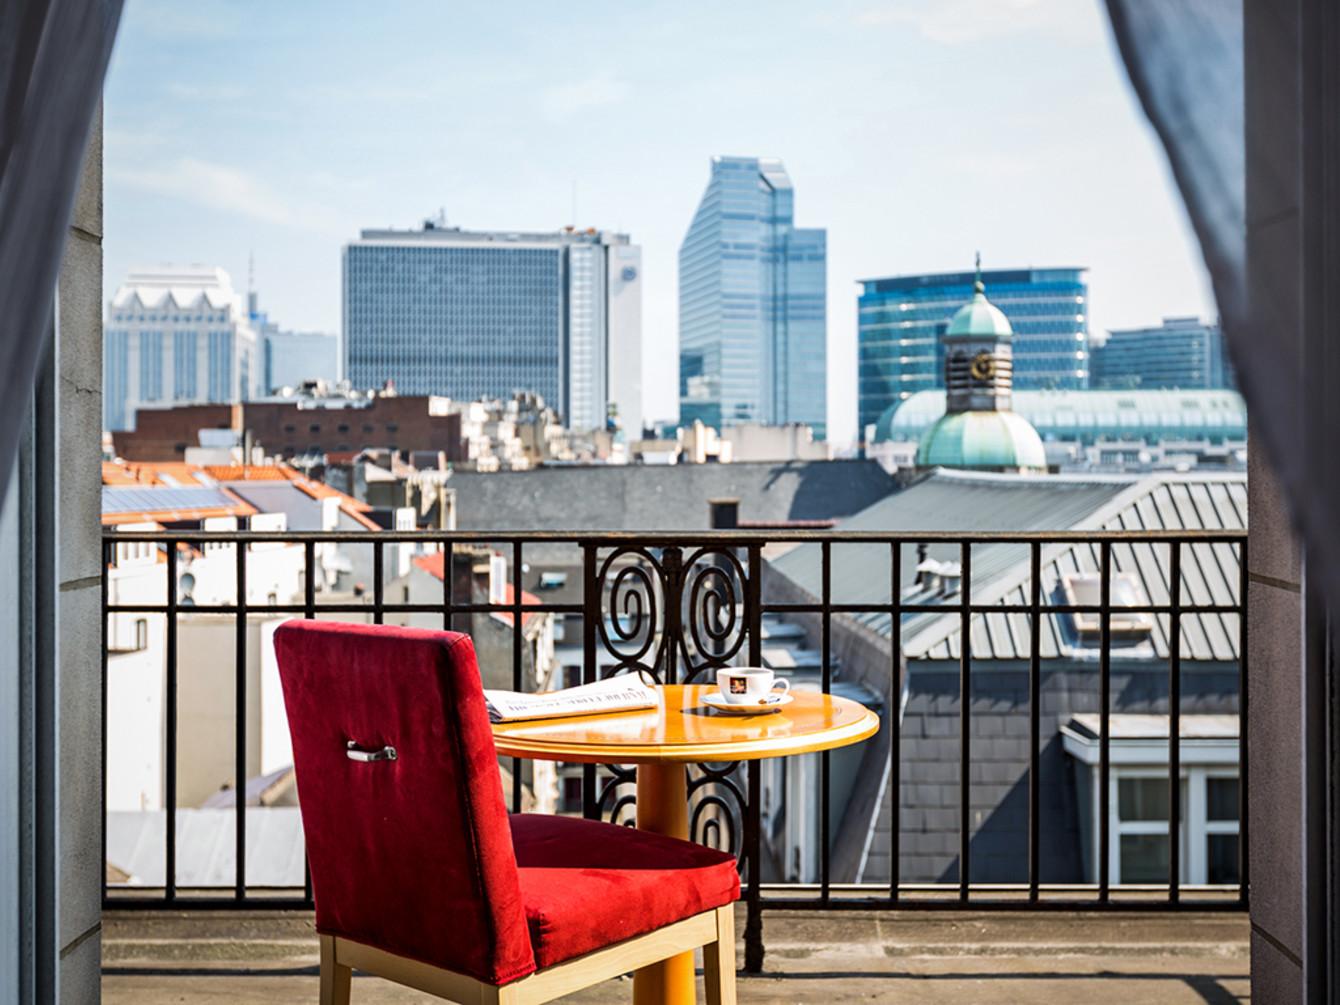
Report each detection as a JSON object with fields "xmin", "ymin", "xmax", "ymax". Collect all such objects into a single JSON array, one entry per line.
[{"xmin": 101, "ymin": 529, "xmax": 1248, "ymax": 971}]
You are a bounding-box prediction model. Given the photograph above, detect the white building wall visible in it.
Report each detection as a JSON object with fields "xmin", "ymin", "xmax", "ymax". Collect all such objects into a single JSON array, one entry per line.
[
  {"xmin": 103, "ymin": 265, "xmax": 259, "ymax": 432},
  {"xmin": 607, "ymin": 243, "xmax": 643, "ymax": 436}
]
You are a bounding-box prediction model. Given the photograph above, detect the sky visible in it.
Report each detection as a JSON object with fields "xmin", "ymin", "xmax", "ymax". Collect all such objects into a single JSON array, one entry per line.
[{"xmin": 103, "ymin": 0, "xmax": 1215, "ymax": 447}]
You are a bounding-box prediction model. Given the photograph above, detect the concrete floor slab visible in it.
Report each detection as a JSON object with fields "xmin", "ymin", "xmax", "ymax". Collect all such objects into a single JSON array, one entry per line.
[{"xmin": 102, "ymin": 909, "xmax": 1251, "ymax": 1003}]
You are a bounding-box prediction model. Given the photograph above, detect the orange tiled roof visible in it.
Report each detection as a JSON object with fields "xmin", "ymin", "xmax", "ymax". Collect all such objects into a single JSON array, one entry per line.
[
  {"xmin": 209, "ymin": 463, "xmax": 382, "ymax": 531},
  {"xmin": 104, "ymin": 459, "xmax": 382, "ymax": 531}
]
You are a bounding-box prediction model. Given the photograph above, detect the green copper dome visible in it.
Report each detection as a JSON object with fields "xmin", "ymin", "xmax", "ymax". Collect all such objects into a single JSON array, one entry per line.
[
  {"xmin": 915, "ymin": 410, "xmax": 1047, "ymax": 471},
  {"xmin": 946, "ymin": 279, "xmax": 1013, "ymax": 338}
]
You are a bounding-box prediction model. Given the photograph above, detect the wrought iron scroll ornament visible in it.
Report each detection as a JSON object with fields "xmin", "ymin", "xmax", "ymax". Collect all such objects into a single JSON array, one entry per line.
[{"xmin": 590, "ymin": 544, "xmax": 755, "ymax": 860}]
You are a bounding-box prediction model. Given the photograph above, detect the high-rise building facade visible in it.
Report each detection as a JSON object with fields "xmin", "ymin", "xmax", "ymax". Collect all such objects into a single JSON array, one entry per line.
[
  {"xmin": 343, "ymin": 223, "xmax": 642, "ymax": 434},
  {"xmin": 857, "ymin": 267, "xmax": 1089, "ymax": 439},
  {"xmin": 249, "ymin": 291, "xmax": 340, "ymax": 394},
  {"xmin": 103, "ymin": 266, "xmax": 258, "ymax": 432},
  {"xmin": 678, "ymin": 156, "xmax": 827, "ymax": 437},
  {"xmin": 1091, "ymin": 316, "xmax": 1235, "ymax": 390}
]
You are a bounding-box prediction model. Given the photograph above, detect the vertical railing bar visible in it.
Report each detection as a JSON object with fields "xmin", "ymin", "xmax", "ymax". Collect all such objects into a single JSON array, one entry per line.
[
  {"xmin": 372, "ymin": 539, "xmax": 384, "ymax": 625},
  {"xmin": 744, "ymin": 544, "xmax": 765, "ymax": 973},
  {"xmin": 442, "ymin": 540, "xmax": 454, "ymax": 630},
  {"xmin": 303, "ymin": 540, "xmax": 315, "ymax": 905},
  {"xmin": 101, "ymin": 539, "xmax": 111, "ymax": 907},
  {"xmin": 1028, "ymin": 540, "xmax": 1041, "ymax": 902},
  {"xmin": 581, "ymin": 544, "xmax": 598, "ymax": 821},
  {"xmin": 959, "ymin": 540, "xmax": 971, "ymax": 902},
  {"xmin": 511, "ymin": 541, "xmax": 523, "ymax": 814},
  {"xmin": 1237, "ymin": 538, "xmax": 1250, "ymax": 907},
  {"xmin": 235, "ymin": 538, "xmax": 248, "ymax": 901},
  {"xmin": 889, "ymin": 541, "xmax": 902, "ymax": 904},
  {"xmin": 164, "ymin": 541, "xmax": 179, "ymax": 903},
  {"xmin": 820, "ymin": 541, "xmax": 832, "ymax": 903},
  {"xmin": 1169, "ymin": 540, "xmax": 1182, "ymax": 903},
  {"xmin": 1099, "ymin": 540, "xmax": 1112, "ymax": 903}
]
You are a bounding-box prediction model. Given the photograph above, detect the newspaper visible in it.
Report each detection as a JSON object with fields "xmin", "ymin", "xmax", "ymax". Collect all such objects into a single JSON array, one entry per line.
[{"xmin": 484, "ymin": 675, "xmax": 658, "ymax": 723}]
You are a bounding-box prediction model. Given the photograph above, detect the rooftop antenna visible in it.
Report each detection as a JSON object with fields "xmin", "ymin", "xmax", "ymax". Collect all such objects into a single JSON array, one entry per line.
[
  {"xmin": 974, "ymin": 250, "xmax": 983, "ymax": 293},
  {"xmin": 247, "ymin": 251, "xmax": 257, "ymax": 316}
]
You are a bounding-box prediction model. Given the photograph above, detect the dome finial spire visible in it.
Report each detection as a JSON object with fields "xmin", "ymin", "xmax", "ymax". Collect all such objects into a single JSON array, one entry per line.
[{"xmin": 974, "ymin": 250, "xmax": 983, "ymax": 294}]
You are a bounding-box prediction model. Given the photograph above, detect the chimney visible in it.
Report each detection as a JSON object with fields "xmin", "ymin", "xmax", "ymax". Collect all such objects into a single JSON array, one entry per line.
[{"xmin": 709, "ymin": 498, "xmax": 739, "ymax": 530}]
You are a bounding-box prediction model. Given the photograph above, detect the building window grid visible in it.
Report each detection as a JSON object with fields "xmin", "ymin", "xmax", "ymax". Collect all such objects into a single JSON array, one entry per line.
[{"xmin": 1106, "ymin": 766, "xmax": 1240, "ymax": 886}]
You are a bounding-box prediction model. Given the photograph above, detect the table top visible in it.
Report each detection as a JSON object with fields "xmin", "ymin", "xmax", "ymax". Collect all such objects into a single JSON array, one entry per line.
[{"xmin": 490, "ymin": 684, "xmax": 880, "ymax": 765}]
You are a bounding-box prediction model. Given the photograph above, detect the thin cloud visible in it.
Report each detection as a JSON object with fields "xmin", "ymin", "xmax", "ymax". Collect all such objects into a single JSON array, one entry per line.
[
  {"xmin": 166, "ymin": 82, "xmax": 250, "ymax": 101},
  {"xmin": 856, "ymin": 0, "xmax": 1096, "ymax": 45},
  {"xmin": 540, "ymin": 73, "xmax": 628, "ymax": 122},
  {"xmin": 109, "ymin": 157, "xmax": 344, "ymax": 236}
]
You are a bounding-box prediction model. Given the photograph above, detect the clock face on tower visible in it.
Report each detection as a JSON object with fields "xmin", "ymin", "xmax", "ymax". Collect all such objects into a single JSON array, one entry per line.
[{"xmin": 970, "ymin": 351, "xmax": 997, "ymax": 381}]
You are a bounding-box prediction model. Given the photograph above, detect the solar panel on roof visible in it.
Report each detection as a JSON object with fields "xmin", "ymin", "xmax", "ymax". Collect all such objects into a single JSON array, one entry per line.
[{"xmin": 101, "ymin": 486, "xmax": 239, "ymax": 514}]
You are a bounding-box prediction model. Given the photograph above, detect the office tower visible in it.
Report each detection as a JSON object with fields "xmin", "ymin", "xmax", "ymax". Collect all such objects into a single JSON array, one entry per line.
[
  {"xmin": 678, "ymin": 156, "xmax": 827, "ymax": 437},
  {"xmin": 857, "ymin": 266, "xmax": 1089, "ymax": 439},
  {"xmin": 1091, "ymin": 316, "xmax": 1235, "ymax": 390},
  {"xmin": 343, "ymin": 223, "xmax": 643, "ymax": 434},
  {"xmin": 103, "ymin": 266, "xmax": 259, "ymax": 432},
  {"xmin": 246, "ymin": 290, "xmax": 339, "ymax": 394}
]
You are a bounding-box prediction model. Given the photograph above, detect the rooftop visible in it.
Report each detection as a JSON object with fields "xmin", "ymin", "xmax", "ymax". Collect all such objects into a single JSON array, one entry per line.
[{"xmin": 446, "ymin": 459, "xmax": 898, "ymax": 533}]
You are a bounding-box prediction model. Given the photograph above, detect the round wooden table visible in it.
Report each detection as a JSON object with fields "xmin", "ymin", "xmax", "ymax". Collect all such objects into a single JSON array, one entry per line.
[{"xmin": 491, "ymin": 683, "xmax": 880, "ymax": 1005}]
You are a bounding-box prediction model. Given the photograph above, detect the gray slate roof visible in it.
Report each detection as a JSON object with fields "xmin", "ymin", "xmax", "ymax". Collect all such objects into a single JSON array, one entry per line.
[
  {"xmin": 446, "ymin": 460, "xmax": 898, "ymax": 532},
  {"xmin": 769, "ymin": 470, "xmax": 1246, "ymax": 664}
]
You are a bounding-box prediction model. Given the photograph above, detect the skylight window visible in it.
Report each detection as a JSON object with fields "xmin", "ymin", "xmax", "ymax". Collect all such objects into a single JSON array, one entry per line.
[{"xmin": 1062, "ymin": 571, "xmax": 1154, "ymax": 637}]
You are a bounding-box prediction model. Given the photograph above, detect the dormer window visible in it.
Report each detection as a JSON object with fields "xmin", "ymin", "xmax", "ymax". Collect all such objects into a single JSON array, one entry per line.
[{"xmin": 1061, "ymin": 571, "xmax": 1154, "ymax": 638}]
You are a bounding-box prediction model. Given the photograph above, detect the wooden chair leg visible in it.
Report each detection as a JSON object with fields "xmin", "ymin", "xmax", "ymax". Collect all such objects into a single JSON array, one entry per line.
[
  {"xmin": 703, "ymin": 904, "xmax": 737, "ymax": 1005},
  {"xmin": 320, "ymin": 934, "xmax": 353, "ymax": 1005}
]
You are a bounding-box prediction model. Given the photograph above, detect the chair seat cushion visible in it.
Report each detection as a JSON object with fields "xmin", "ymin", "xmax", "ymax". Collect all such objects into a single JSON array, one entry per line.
[{"xmin": 510, "ymin": 813, "xmax": 740, "ymax": 969}]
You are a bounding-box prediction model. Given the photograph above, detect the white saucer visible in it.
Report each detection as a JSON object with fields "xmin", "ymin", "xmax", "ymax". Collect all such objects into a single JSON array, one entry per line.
[{"xmin": 701, "ymin": 691, "xmax": 794, "ymax": 716}]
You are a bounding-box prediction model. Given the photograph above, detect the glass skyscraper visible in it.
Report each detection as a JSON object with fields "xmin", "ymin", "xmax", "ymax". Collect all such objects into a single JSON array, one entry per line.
[
  {"xmin": 678, "ymin": 156, "xmax": 827, "ymax": 437},
  {"xmin": 1091, "ymin": 316, "xmax": 1236, "ymax": 391},
  {"xmin": 343, "ymin": 224, "xmax": 643, "ymax": 433},
  {"xmin": 857, "ymin": 267, "xmax": 1089, "ymax": 439},
  {"xmin": 103, "ymin": 266, "xmax": 258, "ymax": 432}
]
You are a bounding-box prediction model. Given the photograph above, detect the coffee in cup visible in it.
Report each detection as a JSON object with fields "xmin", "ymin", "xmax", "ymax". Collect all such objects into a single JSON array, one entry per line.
[{"xmin": 716, "ymin": 667, "xmax": 790, "ymax": 705}]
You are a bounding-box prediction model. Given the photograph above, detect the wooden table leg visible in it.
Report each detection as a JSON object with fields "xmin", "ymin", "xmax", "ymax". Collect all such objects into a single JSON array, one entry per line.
[{"xmin": 632, "ymin": 762, "xmax": 696, "ymax": 1005}]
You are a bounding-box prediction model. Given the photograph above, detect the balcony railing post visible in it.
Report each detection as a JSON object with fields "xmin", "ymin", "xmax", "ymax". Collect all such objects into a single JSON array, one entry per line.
[
  {"xmin": 511, "ymin": 540, "xmax": 524, "ymax": 813},
  {"xmin": 235, "ymin": 539, "xmax": 248, "ymax": 901},
  {"xmin": 820, "ymin": 541, "xmax": 832, "ymax": 903},
  {"xmin": 165, "ymin": 540, "xmax": 178, "ymax": 903},
  {"xmin": 959, "ymin": 540, "xmax": 971, "ymax": 901},
  {"xmin": 1099, "ymin": 541, "xmax": 1112, "ymax": 903},
  {"xmin": 1169, "ymin": 541, "xmax": 1182, "ymax": 902},
  {"xmin": 1028, "ymin": 541, "xmax": 1041, "ymax": 902},
  {"xmin": 581, "ymin": 543, "xmax": 599, "ymax": 821},
  {"xmin": 889, "ymin": 541, "xmax": 902, "ymax": 904},
  {"xmin": 1238, "ymin": 538, "xmax": 1250, "ymax": 907},
  {"xmin": 744, "ymin": 543, "xmax": 764, "ymax": 973},
  {"xmin": 662, "ymin": 546, "xmax": 683, "ymax": 684}
]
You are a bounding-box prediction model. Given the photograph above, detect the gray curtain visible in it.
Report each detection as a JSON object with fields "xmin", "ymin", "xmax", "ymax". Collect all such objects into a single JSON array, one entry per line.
[
  {"xmin": 0, "ymin": 0, "xmax": 122, "ymax": 503},
  {"xmin": 1105, "ymin": 2, "xmax": 1318, "ymax": 581}
]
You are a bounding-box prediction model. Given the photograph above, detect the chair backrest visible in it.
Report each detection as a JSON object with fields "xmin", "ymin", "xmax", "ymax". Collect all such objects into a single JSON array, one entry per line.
[{"xmin": 274, "ymin": 620, "xmax": 536, "ymax": 985}]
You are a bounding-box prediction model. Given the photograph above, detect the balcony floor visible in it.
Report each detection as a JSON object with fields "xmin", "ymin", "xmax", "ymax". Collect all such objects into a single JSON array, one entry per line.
[{"xmin": 102, "ymin": 908, "xmax": 1250, "ymax": 1003}]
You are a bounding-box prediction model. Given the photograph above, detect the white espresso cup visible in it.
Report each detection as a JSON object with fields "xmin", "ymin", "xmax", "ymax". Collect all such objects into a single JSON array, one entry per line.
[{"xmin": 716, "ymin": 667, "xmax": 790, "ymax": 705}]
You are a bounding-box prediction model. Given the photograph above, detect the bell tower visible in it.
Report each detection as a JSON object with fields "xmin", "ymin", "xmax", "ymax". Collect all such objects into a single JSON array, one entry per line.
[{"xmin": 944, "ymin": 253, "xmax": 1014, "ymax": 413}]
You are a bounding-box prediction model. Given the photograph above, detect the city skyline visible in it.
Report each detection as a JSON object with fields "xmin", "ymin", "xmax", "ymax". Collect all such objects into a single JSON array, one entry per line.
[{"xmin": 103, "ymin": 0, "xmax": 1216, "ymax": 446}]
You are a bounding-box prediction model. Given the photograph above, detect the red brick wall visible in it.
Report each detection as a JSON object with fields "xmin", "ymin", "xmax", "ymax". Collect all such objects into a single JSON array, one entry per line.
[{"xmin": 112, "ymin": 398, "xmax": 464, "ymax": 462}]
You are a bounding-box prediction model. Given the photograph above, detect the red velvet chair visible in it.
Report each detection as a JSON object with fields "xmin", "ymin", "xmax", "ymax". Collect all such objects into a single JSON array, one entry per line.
[{"xmin": 274, "ymin": 620, "xmax": 739, "ymax": 1005}]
